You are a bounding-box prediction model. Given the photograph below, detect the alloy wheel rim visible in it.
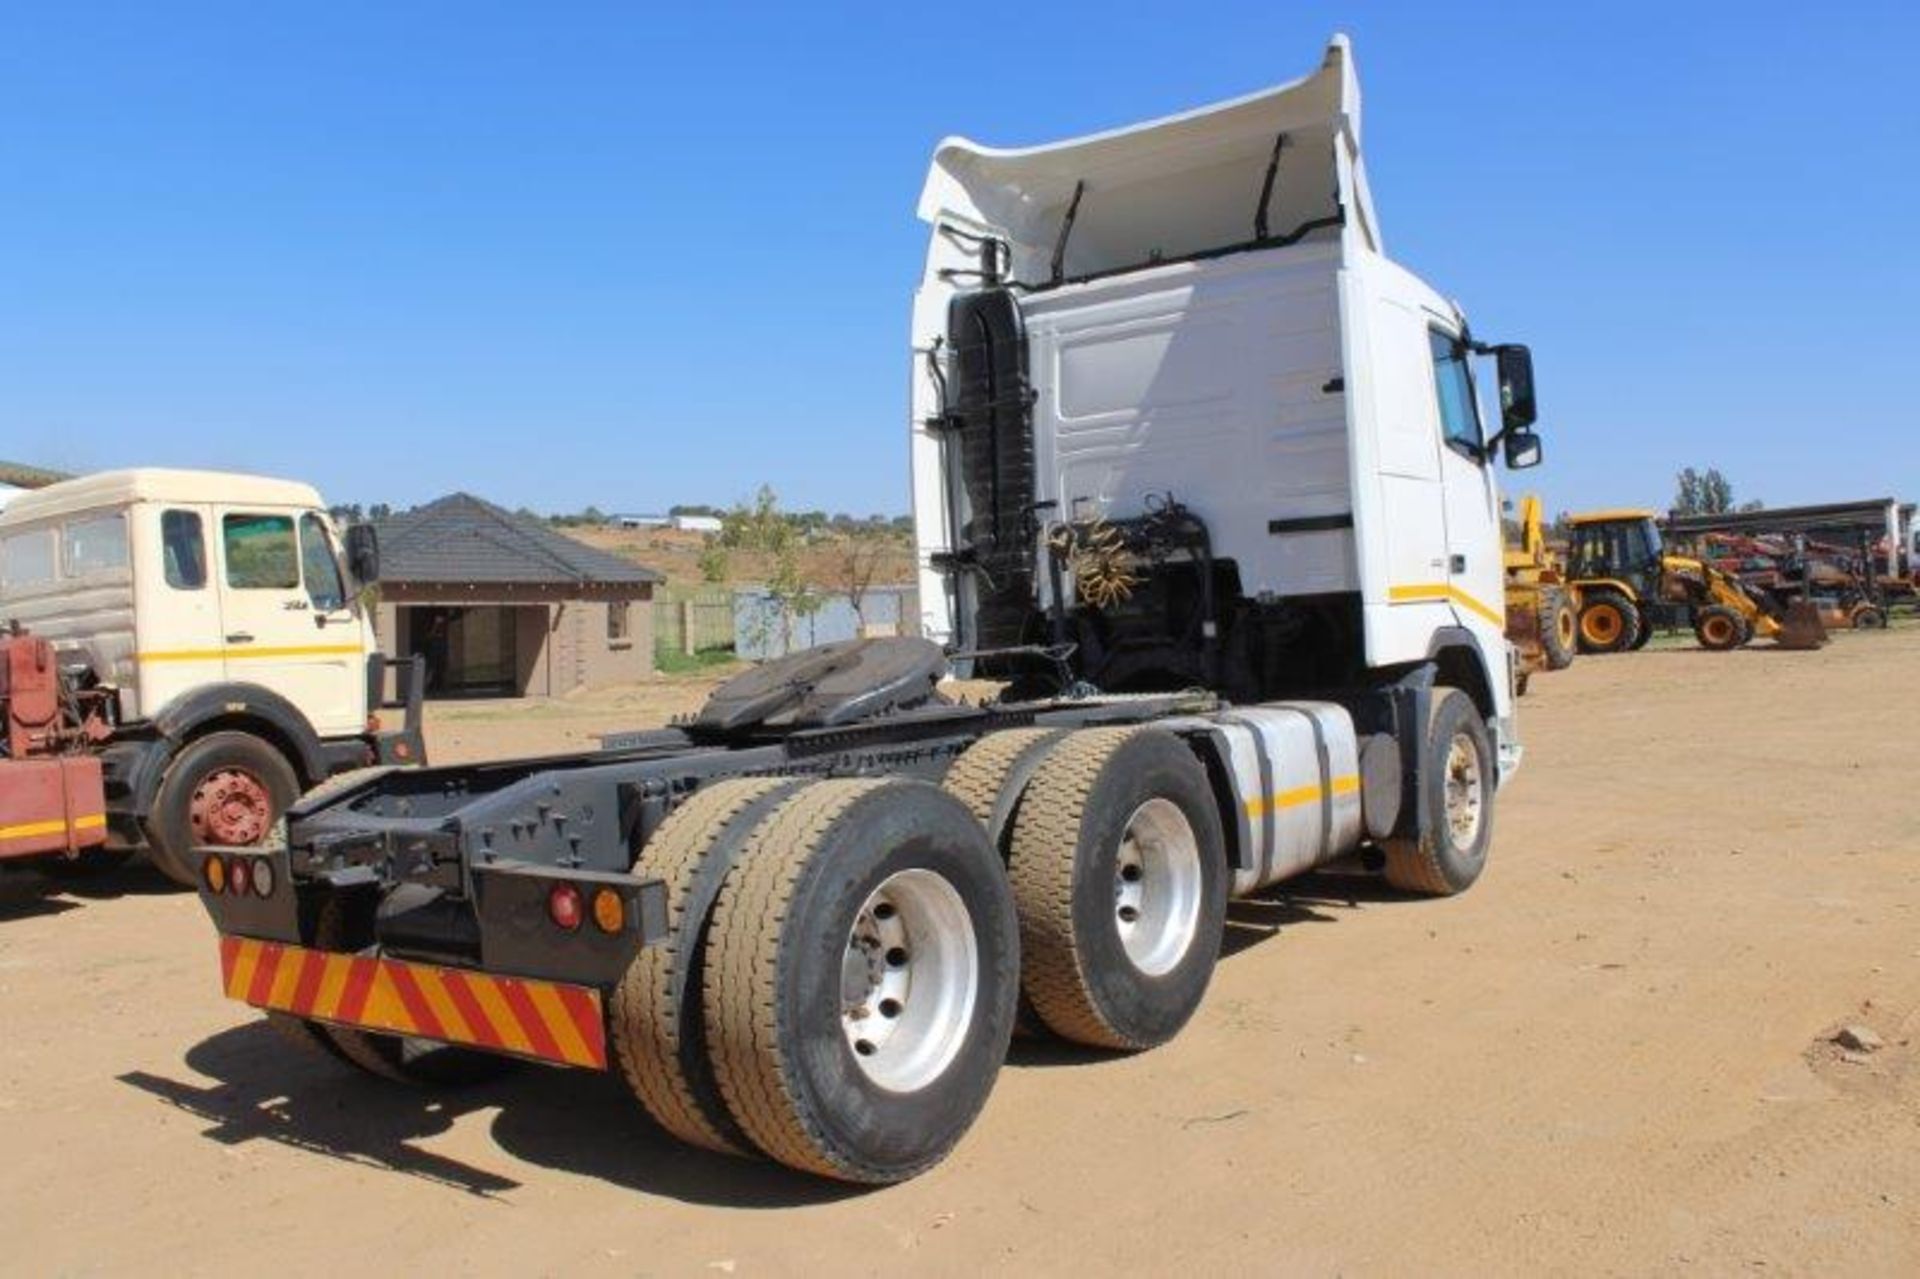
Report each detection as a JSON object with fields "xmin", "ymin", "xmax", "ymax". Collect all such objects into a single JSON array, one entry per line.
[
  {"xmin": 1112, "ymin": 798, "xmax": 1202, "ymax": 976},
  {"xmin": 841, "ymin": 868, "xmax": 979, "ymax": 1092}
]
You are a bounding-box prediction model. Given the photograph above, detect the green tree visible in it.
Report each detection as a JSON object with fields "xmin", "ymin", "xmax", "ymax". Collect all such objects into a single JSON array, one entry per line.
[
  {"xmin": 722, "ymin": 485, "xmax": 819, "ymax": 653},
  {"xmin": 1674, "ymin": 467, "xmax": 1737, "ymax": 516}
]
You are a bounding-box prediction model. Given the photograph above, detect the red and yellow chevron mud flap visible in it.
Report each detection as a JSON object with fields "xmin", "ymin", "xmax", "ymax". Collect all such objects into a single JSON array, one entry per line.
[{"xmin": 218, "ymin": 935, "xmax": 607, "ymax": 1070}]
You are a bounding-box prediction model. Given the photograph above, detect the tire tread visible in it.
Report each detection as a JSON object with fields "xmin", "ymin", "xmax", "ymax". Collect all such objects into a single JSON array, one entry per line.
[
  {"xmin": 1005, "ymin": 727, "xmax": 1144, "ymax": 1049},
  {"xmin": 609, "ymin": 776, "xmax": 795, "ymax": 1155}
]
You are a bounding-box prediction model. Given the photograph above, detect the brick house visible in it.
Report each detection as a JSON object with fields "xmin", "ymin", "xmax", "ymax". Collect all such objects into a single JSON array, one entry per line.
[{"xmin": 372, "ymin": 493, "xmax": 662, "ymax": 698}]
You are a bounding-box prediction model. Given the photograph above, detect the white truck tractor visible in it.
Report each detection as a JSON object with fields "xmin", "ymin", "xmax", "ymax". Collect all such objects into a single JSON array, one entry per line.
[
  {"xmin": 191, "ymin": 36, "xmax": 1541, "ymax": 1184},
  {"xmin": 0, "ymin": 469, "xmax": 422, "ymax": 884}
]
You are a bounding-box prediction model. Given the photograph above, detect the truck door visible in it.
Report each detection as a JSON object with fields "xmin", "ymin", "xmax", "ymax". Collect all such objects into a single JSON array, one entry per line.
[
  {"xmin": 137, "ymin": 505, "xmax": 227, "ymax": 718},
  {"xmin": 1426, "ymin": 327, "xmax": 1509, "ymax": 651},
  {"xmin": 213, "ymin": 508, "xmax": 365, "ymax": 739}
]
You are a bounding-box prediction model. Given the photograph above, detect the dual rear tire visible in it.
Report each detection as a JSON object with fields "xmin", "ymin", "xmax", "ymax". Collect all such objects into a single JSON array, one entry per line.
[
  {"xmin": 611, "ymin": 726, "xmax": 1232, "ymax": 1181},
  {"xmin": 617, "ymin": 776, "xmax": 1020, "ymax": 1183}
]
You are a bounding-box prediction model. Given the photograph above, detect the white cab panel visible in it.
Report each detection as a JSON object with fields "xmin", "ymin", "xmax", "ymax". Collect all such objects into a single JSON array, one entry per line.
[{"xmin": 1021, "ymin": 243, "xmax": 1356, "ymax": 598}]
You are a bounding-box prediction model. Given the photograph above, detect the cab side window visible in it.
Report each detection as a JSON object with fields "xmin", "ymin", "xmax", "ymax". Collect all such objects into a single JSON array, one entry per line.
[
  {"xmin": 223, "ymin": 514, "xmax": 299, "ymax": 589},
  {"xmin": 162, "ymin": 510, "xmax": 207, "ymax": 589},
  {"xmin": 299, "ymin": 513, "xmax": 346, "ymax": 611},
  {"xmin": 1428, "ymin": 328, "xmax": 1482, "ymax": 458},
  {"xmin": 64, "ymin": 513, "xmax": 130, "ymax": 576},
  {"xmin": 1, "ymin": 529, "xmax": 55, "ymax": 590}
]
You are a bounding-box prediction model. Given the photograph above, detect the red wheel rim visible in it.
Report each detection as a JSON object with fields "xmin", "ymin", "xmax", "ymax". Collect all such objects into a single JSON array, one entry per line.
[{"xmin": 189, "ymin": 768, "xmax": 273, "ymax": 845}]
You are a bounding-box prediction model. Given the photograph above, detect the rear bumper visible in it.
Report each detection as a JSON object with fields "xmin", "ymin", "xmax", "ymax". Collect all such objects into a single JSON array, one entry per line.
[{"xmin": 218, "ymin": 935, "xmax": 608, "ymax": 1070}]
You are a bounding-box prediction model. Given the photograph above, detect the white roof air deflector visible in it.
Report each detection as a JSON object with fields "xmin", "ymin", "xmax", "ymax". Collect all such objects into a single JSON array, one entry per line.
[{"xmin": 919, "ymin": 35, "xmax": 1377, "ymax": 287}]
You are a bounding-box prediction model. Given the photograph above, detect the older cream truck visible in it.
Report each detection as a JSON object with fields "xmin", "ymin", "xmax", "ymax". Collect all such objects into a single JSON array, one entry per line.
[{"xmin": 0, "ymin": 469, "xmax": 421, "ymax": 884}]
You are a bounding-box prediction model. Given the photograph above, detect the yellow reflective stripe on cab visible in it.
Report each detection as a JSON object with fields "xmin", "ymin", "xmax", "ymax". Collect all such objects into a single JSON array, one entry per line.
[
  {"xmin": 137, "ymin": 644, "xmax": 364, "ymax": 663},
  {"xmin": 1387, "ymin": 582, "xmax": 1505, "ymax": 629},
  {"xmin": 0, "ymin": 813, "xmax": 107, "ymax": 841},
  {"xmin": 1243, "ymin": 775, "xmax": 1362, "ymax": 818}
]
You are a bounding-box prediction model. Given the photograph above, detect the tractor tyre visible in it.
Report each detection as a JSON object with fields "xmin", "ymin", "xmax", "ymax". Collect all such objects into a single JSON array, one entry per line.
[
  {"xmin": 1380, "ymin": 688, "xmax": 1497, "ymax": 897},
  {"xmin": 1577, "ymin": 589, "xmax": 1641, "ymax": 654},
  {"xmin": 610, "ymin": 775, "xmax": 807, "ymax": 1157},
  {"xmin": 1540, "ymin": 588, "xmax": 1578, "ymax": 671},
  {"xmin": 1852, "ymin": 604, "xmax": 1887, "ymax": 630},
  {"xmin": 1005, "ymin": 727, "xmax": 1229, "ymax": 1051},
  {"xmin": 1693, "ymin": 605, "xmax": 1745, "ymax": 652},
  {"xmin": 147, "ymin": 732, "xmax": 303, "ymax": 887},
  {"xmin": 943, "ymin": 728, "xmax": 1072, "ymax": 1039},
  {"xmin": 701, "ymin": 778, "xmax": 1019, "ymax": 1183}
]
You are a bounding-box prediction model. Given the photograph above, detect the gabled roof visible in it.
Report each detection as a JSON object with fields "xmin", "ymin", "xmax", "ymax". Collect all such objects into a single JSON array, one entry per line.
[{"xmin": 375, "ymin": 493, "xmax": 662, "ymax": 587}]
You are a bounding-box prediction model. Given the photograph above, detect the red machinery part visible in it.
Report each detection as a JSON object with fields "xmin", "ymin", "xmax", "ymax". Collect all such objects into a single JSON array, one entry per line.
[
  {"xmin": 0, "ymin": 755, "xmax": 109, "ymax": 860},
  {"xmin": 1, "ymin": 632, "xmax": 64, "ymax": 757}
]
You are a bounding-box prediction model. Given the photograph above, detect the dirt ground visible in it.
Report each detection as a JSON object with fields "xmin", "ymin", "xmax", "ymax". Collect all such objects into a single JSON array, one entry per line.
[{"xmin": 3, "ymin": 629, "xmax": 1918, "ymax": 1275}]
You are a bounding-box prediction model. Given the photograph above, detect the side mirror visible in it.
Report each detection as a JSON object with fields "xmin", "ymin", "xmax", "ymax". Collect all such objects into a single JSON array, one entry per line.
[
  {"xmin": 1495, "ymin": 344, "xmax": 1537, "ymax": 432},
  {"xmin": 1503, "ymin": 428, "xmax": 1543, "ymax": 470},
  {"xmin": 345, "ymin": 523, "xmax": 381, "ymax": 585}
]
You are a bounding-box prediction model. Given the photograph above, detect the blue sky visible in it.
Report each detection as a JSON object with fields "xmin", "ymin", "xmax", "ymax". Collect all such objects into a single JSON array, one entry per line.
[{"xmin": 3, "ymin": 2, "xmax": 1915, "ymax": 520}]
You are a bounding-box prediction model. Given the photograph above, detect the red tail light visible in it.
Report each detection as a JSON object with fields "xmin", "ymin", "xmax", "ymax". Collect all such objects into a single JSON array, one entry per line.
[
  {"xmin": 228, "ymin": 856, "xmax": 252, "ymax": 897},
  {"xmin": 548, "ymin": 882, "xmax": 583, "ymax": 931}
]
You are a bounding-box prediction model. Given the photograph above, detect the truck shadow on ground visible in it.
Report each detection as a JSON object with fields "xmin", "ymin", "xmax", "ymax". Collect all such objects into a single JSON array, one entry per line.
[
  {"xmin": 1, "ymin": 857, "xmax": 183, "ymax": 921},
  {"xmin": 117, "ymin": 869, "xmax": 1417, "ymax": 1200},
  {"xmin": 1007, "ymin": 869, "xmax": 1406, "ymax": 1069},
  {"xmin": 119, "ymin": 1020, "xmax": 865, "ymax": 1209}
]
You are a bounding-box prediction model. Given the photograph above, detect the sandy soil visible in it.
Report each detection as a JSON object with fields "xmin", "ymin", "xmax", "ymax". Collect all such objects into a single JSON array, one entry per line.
[{"xmin": 3, "ymin": 630, "xmax": 1917, "ymax": 1275}]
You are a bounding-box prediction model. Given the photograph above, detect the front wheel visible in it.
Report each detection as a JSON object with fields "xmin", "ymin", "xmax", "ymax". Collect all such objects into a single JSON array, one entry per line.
[
  {"xmin": 1380, "ymin": 688, "xmax": 1496, "ymax": 897},
  {"xmin": 1692, "ymin": 605, "xmax": 1745, "ymax": 651},
  {"xmin": 1540, "ymin": 588, "xmax": 1578, "ymax": 671},
  {"xmin": 1577, "ymin": 589, "xmax": 1642, "ymax": 654},
  {"xmin": 147, "ymin": 732, "xmax": 301, "ymax": 886}
]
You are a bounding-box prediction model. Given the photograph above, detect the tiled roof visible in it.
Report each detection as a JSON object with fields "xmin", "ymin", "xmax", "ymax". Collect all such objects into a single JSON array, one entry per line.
[{"xmin": 374, "ymin": 493, "xmax": 662, "ymax": 586}]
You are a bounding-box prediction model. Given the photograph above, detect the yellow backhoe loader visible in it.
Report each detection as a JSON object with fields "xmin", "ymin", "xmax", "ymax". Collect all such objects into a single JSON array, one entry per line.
[
  {"xmin": 1563, "ymin": 510, "xmax": 1824, "ymax": 652},
  {"xmin": 1504, "ymin": 495, "xmax": 1578, "ymax": 691}
]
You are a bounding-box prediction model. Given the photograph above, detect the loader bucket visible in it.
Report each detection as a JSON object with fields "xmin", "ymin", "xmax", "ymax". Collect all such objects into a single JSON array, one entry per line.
[{"xmin": 1774, "ymin": 599, "xmax": 1828, "ymax": 650}]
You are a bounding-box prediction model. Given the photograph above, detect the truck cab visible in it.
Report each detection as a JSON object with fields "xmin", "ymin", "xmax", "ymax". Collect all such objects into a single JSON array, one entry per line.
[
  {"xmin": 908, "ymin": 35, "xmax": 1541, "ymax": 778},
  {"xmin": 0, "ymin": 469, "xmax": 422, "ymax": 883}
]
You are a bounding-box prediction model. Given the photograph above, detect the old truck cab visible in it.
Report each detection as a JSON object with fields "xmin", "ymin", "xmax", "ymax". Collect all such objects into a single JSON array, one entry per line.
[{"xmin": 0, "ymin": 469, "xmax": 421, "ymax": 883}]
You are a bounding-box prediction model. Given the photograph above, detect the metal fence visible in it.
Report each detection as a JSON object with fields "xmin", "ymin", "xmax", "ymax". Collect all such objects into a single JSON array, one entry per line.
[
  {"xmin": 734, "ymin": 585, "xmax": 920, "ymax": 660},
  {"xmin": 652, "ymin": 589, "xmax": 736, "ymax": 655}
]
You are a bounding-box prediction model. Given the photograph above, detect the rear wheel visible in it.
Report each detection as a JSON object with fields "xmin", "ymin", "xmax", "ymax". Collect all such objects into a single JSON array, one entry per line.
[
  {"xmin": 1693, "ymin": 605, "xmax": 1745, "ymax": 651},
  {"xmin": 1852, "ymin": 604, "xmax": 1887, "ymax": 630},
  {"xmin": 1005, "ymin": 727, "xmax": 1228, "ymax": 1050},
  {"xmin": 1577, "ymin": 589, "xmax": 1641, "ymax": 654},
  {"xmin": 1540, "ymin": 588, "xmax": 1578, "ymax": 671},
  {"xmin": 610, "ymin": 775, "xmax": 805, "ymax": 1156},
  {"xmin": 702, "ymin": 778, "xmax": 1019, "ymax": 1183},
  {"xmin": 147, "ymin": 732, "xmax": 302, "ymax": 887},
  {"xmin": 943, "ymin": 728, "xmax": 1071, "ymax": 1038},
  {"xmin": 1380, "ymin": 688, "xmax": 1496, "ymax": 897}
]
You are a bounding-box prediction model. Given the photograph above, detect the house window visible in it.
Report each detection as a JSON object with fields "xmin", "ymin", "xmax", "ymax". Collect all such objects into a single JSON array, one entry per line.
[
  {"xmin": 162, "ymin": 510, "xmax": 206, "ymax": 589},
  {"xmin": 223, "ymin": 513, "xmax": 299, "ymax": 589},
  {"xmin": 608, "ymin": 601, "xmax": 631, "ymax": 644}
]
